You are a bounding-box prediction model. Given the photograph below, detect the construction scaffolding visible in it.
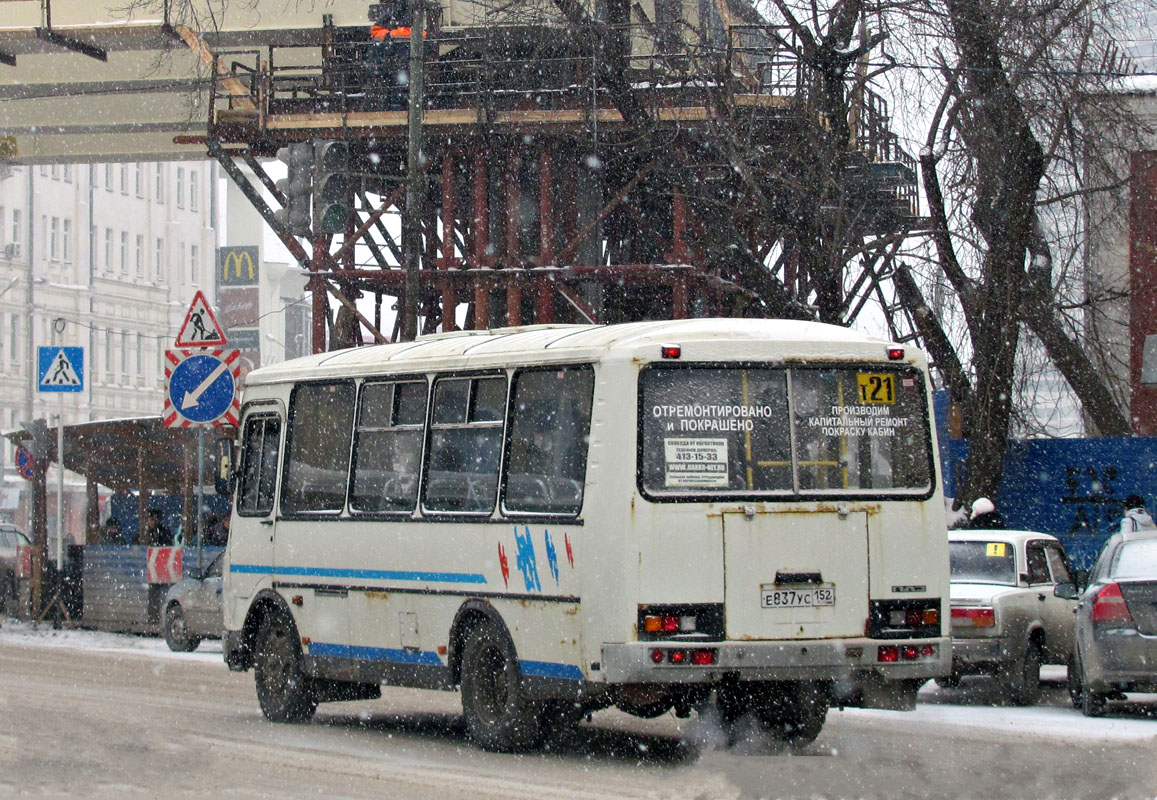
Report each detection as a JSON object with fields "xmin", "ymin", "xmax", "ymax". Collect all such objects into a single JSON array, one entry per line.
[{"xmin": 195, "ymin": 4, "xmax": 922, "ymax": 349}]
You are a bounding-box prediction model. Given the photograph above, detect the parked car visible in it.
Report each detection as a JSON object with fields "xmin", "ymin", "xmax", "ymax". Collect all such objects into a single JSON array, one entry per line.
[
  {"xmin": 942, "ymin": 530, "xmax": 1078, "ymax": 704},
  {"xmin": 162, "ymin": 550, "xmax": 223, "ymax": 651},
  {"xmin": 1069, "ymin": 530, "xmax": 1157, "ymax": 717},
  {"xmin": 0, "ymin": 524, "xmax": 31, "ymax": 614}
]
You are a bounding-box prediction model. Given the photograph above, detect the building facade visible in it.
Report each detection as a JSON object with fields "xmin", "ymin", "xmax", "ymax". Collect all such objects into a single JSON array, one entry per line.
[{"xmin": 0, "ymin": 160, "xmax": 217, "ymax": 526}]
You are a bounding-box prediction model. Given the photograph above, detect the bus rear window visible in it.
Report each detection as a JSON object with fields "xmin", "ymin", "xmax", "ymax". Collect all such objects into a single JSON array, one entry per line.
[{"xmin": 640, "ymin": 365, "xmax": 932, "ymax": 498}]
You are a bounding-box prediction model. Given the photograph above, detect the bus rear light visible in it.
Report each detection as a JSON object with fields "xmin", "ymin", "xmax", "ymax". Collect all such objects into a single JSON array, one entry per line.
[
  {"xmin": 643, "ymin": 614, "xmax": 695, "ymax": 633},
  {"xmin": 650, "ymin": 648, "xmax": 665, "ymax": 664},
  {"xmin": 921, "ymin": 644, "xmax": 937, "ymax": 658},
  {"xmin": 661, "ymin": 345, "xmax": 681, "ymax": 359},
  {"xmin": 690, "ymin": 649, "xmax": 717, "ymax": 666},
  {"xmin": 922, "ymin": 609, "xmax": 940, "ymax": 626},
  {"xmin": 878, "ymin": 645, "xmax": 899, "ymax": 662},
  {"xmin": 668, "ymin": 649, "xmax": 688, "ymax": 664},
  {"xmin": 887, "ymin": 347, "xmax": 904, "ymax": 360},
  {"xmin": 1092, "ymin": 582, "xmax": 1134, "ymax": 628},
  {"xmin": 951, "ymin": 607, "xmax": 995, "ymax": 628},
  {"xmin": 902, "ymin": 645, "xmax": 919, "ymax": 660}
]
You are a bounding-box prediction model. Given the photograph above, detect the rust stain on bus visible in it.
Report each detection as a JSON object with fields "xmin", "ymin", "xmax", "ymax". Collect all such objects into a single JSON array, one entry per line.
[{"xmin": 366, "ymin": 591, "xmax": 391, "ymax": 600}]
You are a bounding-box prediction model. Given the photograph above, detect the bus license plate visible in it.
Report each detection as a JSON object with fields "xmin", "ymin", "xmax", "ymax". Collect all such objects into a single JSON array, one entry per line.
[{"xmin": 761, "ymin": 585, "xmax": 835, "ymax": 609}]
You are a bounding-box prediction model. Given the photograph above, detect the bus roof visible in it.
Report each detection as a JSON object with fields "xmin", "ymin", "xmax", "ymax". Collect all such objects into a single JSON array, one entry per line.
[{"xmin": 245, "ymin": 318, "xmax": 921, "ymax": 386}]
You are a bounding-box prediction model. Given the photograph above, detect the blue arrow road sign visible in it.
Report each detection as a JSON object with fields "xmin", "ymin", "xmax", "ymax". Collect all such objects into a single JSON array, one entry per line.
[
  {"xmin": 167, "ymin": 352, "xmax": 237, "ymax": 424},
  {"xmin": 38, "ymin": 346, "xmax": 84, "ymax": 392}
]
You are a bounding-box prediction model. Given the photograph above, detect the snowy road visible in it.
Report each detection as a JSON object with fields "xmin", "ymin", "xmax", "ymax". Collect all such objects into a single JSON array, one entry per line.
[{"xmin": 1, "ymin": 621, "xmax": 1154, "ymax": 799}]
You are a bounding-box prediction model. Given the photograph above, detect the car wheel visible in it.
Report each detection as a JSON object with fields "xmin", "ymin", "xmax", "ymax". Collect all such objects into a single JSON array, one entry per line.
[
  {"xmin": 459, "ymin": 618, "xmax": 542, "ymax": 751},
  {"xmin": 163, "ymin": 603, "xmax": 202, "ymax": 652},
  {"xmin": 1002, "ymin": 640, "xmax": 1042, "ymax": 706},
  {"xmin": 1067, "ymin": 651, "xmax": 1083, "ymax": 708},
  {"xmin": 253, "ymin": 611, "xmax": 318, "ymax": 723}
]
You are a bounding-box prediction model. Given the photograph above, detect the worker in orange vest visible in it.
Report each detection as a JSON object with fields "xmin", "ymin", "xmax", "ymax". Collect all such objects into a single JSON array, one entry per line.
[{"xmin": 367, "ymin": 5, "xmax": 425, "ymax": 110}]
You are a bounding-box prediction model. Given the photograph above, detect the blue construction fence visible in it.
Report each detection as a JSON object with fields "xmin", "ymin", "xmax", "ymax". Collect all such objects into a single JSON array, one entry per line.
[
  {"xmin": 935, "ymin": 393, "xmax": 1157, "ymax": 570},
  {"xmin": 107, "ymin": 493, "xmax": 230, "ymax": 546}
]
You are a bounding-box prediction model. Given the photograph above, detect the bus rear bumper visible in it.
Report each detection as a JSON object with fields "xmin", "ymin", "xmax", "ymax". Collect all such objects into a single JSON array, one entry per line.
[{"xmin": 600, "ymin": 637, "xmax": 950, "ymax": 684}]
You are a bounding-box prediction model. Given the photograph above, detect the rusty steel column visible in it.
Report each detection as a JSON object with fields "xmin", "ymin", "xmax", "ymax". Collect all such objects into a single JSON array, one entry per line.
[
  {"xmin": 471, "ymin": 150, "xmax": 490, "ymax": 329},
  {"xmin": 505, "ymin": 153, "xmax": 521, "ymax": 326},
  {"xmin": 536, "ymin": 147, "xmax": 556, "ymax": 324},
  {"xmin": 671, "ymin": 186, "xmax": 688, "ymax": 263},
  {"xmin": 310, "ymin": 233, "xmax": 330, "ymax": 353},
  {"xmin": 85, "ymin": 476, "xmax": 99, "ymax": 545},
  {"xmin": 441, "ymin": 151, "xmax": 457, "ymax": 331}
]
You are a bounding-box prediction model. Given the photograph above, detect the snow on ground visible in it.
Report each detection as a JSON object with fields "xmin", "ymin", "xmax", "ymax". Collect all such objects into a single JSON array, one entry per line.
[
  {"xmin": 3, "ymin": 617, "xmax": 1156, "ymax": 744},
  {"xmin": 0, "ymin": 616, "xmax": 223, "ymax": 664}
]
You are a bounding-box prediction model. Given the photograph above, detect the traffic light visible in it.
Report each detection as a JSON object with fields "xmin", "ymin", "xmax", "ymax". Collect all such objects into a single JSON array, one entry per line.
[
  {"xmin": 313, "ymin": 140, "xmax": 351, "ymax": 235},
  {"xmin": 274, "ymin": 142, "xmax": 313, "ymax": 237},
  {"xmin": 19, "ymin": 418, "xmax": 50, "ymax": 460}
]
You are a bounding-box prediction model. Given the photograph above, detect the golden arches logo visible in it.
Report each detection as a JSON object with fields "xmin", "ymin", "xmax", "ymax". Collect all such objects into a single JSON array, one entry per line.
[{"xmin": 218, "ymin": 248, "xmax": 258, "ymax": 285}]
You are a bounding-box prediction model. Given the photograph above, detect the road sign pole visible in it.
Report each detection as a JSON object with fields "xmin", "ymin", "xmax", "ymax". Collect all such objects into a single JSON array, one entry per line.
[
  {"xmin": 56, "ymin": 394, "xmax": 63, "ymax": 570},
  {"xmin": 197, "ymin": 428, "xmax": 204, "ymax": 573}
]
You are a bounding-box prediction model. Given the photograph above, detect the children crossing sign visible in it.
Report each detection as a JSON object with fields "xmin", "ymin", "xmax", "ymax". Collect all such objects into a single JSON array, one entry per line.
[{"xmin": 38, "ymin": 346, "xmax": 84, "ymax": 392}]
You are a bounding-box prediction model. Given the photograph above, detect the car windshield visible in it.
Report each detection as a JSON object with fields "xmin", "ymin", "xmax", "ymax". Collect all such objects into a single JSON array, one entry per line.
[
  {"xmin": 949, "ymin": 540, "xmax": 1017, "ymax": 585},
  {"xmin": 1110, "ymin": 540, "xmax": 1157, "ymax": 580}
]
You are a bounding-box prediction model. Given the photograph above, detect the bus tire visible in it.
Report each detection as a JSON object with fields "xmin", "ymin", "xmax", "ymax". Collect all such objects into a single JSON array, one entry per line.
[
  {"xmin": 254, "ymin": 611, "xmax": 318, "ymax": 724},
  {"xmin": 460, "ymin": 619, "xmax": 542, "ymax": 751},
  {"xmin": 755, "ymin": 681, "xmax": 829, "ymax": 747},
  {"xmin": 163, "ymin": 603, "xmax": 201, "ymax": 652}
]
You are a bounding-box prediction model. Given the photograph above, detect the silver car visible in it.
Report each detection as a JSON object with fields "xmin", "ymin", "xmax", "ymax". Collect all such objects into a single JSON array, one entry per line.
[
  {"xmin": 1069, "ymin": 530, "xmax": 1157, "ymax": 716},
  {"xmin": 161, "ymin": 551, "xmax": 223, "ymax": 651},
  {"xmin": 0, "ymin": 524, "xmax": 31, "ymax": 614},
  {"xmin": 942, "ymin": 530, "xmax": 1078, "ymax": 704}
]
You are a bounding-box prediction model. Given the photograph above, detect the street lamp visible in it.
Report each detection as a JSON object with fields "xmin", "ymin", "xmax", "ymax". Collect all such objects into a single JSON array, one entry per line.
[{"xmin": 0, "ymin": 275, "xmax": 18, "ymax": 300}]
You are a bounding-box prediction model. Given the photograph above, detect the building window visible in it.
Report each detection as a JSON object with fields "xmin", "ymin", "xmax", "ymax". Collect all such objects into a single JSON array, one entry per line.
[
  {"xmin": 104, "ymin": 228, "xmax": 113, "ymax": 272},
  {"xmin": 134, "ymin": 164, "xmax": 143, "ymax": 197},
  {"xmin": 11, "ymin": 209, "xmax": 21, "ymax": 246},
  {"xmin": 40, "ymin": 216, "xmax": 46, "ymax": 262},
  {"xmin": 104, "ymin": 328, "xmax": 112, "ymax": 380},
  {"xmin": 176, "ymin": 168, "xmax": 185, "ymax": 209},
  {"xmin": 155, "ymin": 238, "xmax": 164, "ymax": 281},
  {"xmin": 63, "ymin": 165, "xmax": 72, "ymax": 183},
  {"xmin": 49, "ymin": 217, "xmax": 59, "ymax": 261},
  {"xmin": 50, "ymin": 164, "xmax": 59, "ymax": 180},
  {"xmin": 104, "ymin": 164, "xmax": 113, "ymax": 192},
  {"xmin": 120, "ymin": 331, "xmax": 128, "ymax": 379},
  {"xmin": 62, "ymin": 219, "xmax": 71, "ymax": 262},
  {"xmin": 119, "ymin": 164, "xmax": 128, "ymax": 195},
  {"xmin": 190, "ymin": 244, "xmax": 199, "ymax": 284},
  {"xmin": 39, "ymin": 165, "xmax": 47, "ymax": 177},
  {"xmin": 190, "ymin": 172, "xmax": 199, "ymax": 212},
  {"xmin": 120, "ymin": 231, "xmax": 128, "ymax": 274},
  {"xmin": 135, "ymin": 235, "xmax": 144, "ymax": 276},
  {"xmin": 9, "ymin": 313, "xmax": 18, "ymax": 364},
  {"xmin": 155, "ymin": 165, "xmax": 164, "ymax": 203}
]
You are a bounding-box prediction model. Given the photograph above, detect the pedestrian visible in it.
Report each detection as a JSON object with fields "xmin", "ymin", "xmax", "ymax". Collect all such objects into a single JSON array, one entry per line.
[
  {"xmin": 143, "ymin": 508, "xmax": 173, "ymax": 547},
  {"xmin": 965, "ymin": 496, "xmax": 1005, "ymax": 530},
  {"xmin": 1119, "ymin": 494, "xmax": 1157, "ymax": 533},
  {"xmin": 366, "ymin": 2, "xmax": 425, "ymax": 110},
  {"xmin": 99, "ymin": 517, "xmax": 124, "ymax": 545}
]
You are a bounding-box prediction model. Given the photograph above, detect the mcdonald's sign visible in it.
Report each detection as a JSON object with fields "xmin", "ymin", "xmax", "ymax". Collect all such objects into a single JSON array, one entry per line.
[{"xmin": 217, "ymin": 246, "xmax": 259, "ymax": 287}]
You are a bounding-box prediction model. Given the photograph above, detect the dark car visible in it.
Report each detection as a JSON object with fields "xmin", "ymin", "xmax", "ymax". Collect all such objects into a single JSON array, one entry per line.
[
  {"xmin": 0, "ymin": 524, "xmax": 31, "ymax": 614},
  {"xmin": 1069, "ymin": 530, "xmax": 1157, "ymax": 716},
  {"xmin": 161, "ymin": 551, "xmax": 223, "ymax": 651}
]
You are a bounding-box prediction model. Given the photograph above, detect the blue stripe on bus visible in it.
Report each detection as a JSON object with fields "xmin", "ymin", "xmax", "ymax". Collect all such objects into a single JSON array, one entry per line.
[
  {"xmin": 228, "ymin": 563, "xmax": 487, "ymax": 584},
  {"xmin": 308, "ymin": 642, "xmax": 445, "ymax": 666},
  {"xmin": 518, "ymin": 660, "xmax": 585, "ymax": 681}
]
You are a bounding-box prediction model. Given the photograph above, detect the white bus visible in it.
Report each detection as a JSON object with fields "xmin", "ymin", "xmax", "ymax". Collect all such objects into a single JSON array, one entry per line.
[{"xmin": 222, "ymin": 318, "xmax": 949, "ymax": 750}]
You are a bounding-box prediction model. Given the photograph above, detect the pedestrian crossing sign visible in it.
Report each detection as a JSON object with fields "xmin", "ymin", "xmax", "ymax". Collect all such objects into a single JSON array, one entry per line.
[
  {"xmin": 175, "ymin": 290, "xmax": 228, "ymax": 348},
  {"xmin": 38, "ymin": 346, "xmax": 84, "ymax": 393}
]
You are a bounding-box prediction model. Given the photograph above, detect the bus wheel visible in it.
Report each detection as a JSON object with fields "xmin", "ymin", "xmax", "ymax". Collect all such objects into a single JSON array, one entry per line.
[
  {"xmin": 163, "ymin": 604, "xmax": 201, "ymax": 652},
  {"xmin": 254, "ymin": 611, "xmax": 318, "ymax": 724},
  {"xmin": 755, "ymin": 681, "xmax": 829, "ymax": 747},
  {"xmin": 460, "ymin": 619, "xmax": 542, "ymax": 751}
]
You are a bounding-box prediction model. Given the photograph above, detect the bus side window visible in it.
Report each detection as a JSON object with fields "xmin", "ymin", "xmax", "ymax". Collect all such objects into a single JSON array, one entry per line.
[
  {"xmin": 350, "ymin": 380, "xmax": 428, "ymax": 513},
  {"xmin": 424, "ymin": 375, "xmax": 506, "ymax": 513},
  {"xmin": 504, "ymin": 366, "xmax": 594, "ymax": 515},
  {"xmin": 237, "ymin": 415, "xmax": 281, "ymax": 516},
  {"xmin": 281, "ymin": 382, "xmax": 356, "ymax": 514}
]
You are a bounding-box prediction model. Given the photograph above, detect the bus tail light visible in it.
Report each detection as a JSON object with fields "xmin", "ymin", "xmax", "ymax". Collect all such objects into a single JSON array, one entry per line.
[
  {"xmin": 650, "ymin": 647, "xmax": 718, "ymax": 666},
  {"xmin": 1091, "ymin": 583, "xmax": 1134, "ymax": 629},
  {"xmin": 950, "ymin": 607, "xmax": 995, "ymax": 628},
  {"xmin": 638, "ymin": 604, "xmax": 724, "ymax": 641},
  {"xmin": 887, "ymin": 347, "xmax": 905, "ymax": 360},
  {"xmin": 661, "ymin": 345, "xmax": 681, "ymax": 359},
  {"xmin": 878, "ymin": 645, "xmax": 899, "ymax": 662},
  {"xmin": 878, "ymin": 643, "xmax": 937, "ymax": 663}
]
